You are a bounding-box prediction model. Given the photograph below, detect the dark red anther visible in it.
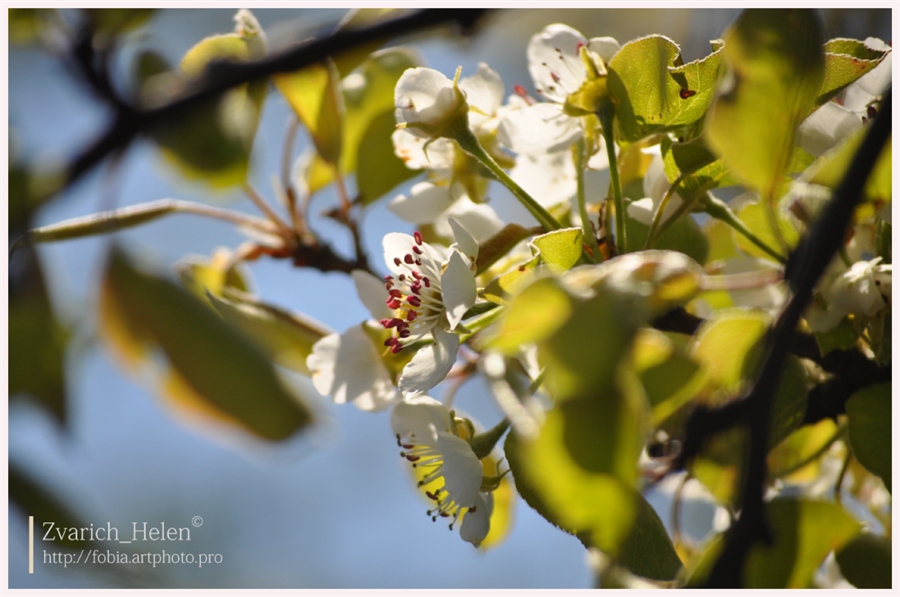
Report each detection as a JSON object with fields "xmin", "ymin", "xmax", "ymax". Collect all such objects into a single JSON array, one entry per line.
[
  {"xmin": 384, "ymin": 337, "xmax": 398, "ymax": 347},
  {"xmin": 423, "ymin": 277, "xmax": 431, "ymax": 288},
  {"xmin": 380, "ymin": 318, "xmax": 390, "ymax": 327},
  {"xmin": 384, "ymin": 283, "xmax": 393, "ymax": 291},
  {"xmin": 384, "ymin": 317, "xmax": 404, "ymax": 328},
  {"xmin": 410, "ymin": 283, "xmax": 421, "ymax": 295},
  {"xmin": 394, "ymin": 257, "xmax": 402, "ymax": 266},
  {"xmin": 414, "ymin": 231, "xmax": 423, "ymax": 245},
  {"xmin": 387, "ymin": 298, "xmax": 402, "ymax": 309},
  {"xmin": 404, "ymin": 254, "xmax": 415, "ymax": 265},
  {"xmin": 405, "ymin": 455, "xmax": 420, "ymax": 462},
  {"xmin": 425, "ymin": 491, "xmax": 439, "ymax": 501},
  {"xmin": 384, "ymin": 275, "xmax": 393, "ymax": 283},
  {"xmin": 412, "ymin": 271, "xmax": 422, "ymax": 280},
  {"xmin": 550, "ymin": 71, "xmax": 561, "ymax": 84},
  {"xmin": 398, "ymin": 274, "xmax": 406, "ymax": 281},
  {"xmin": 407, "ymin": 296, "xmax": 422, "ymax": 307},
  {"xmin": 391, "ymin": 344, "xmax": 403, "ymax": 354},
  {"xmin": 399, "ymin": 329, "xmax": 411, "ymax": 338},
  {"xmin": 415, "ymin": 259, "xmax": 422, "ymax": 266},
  {"xmin": 407, "ymin": 310, "xmax": 418, "ymax": 322},
  {"xmin": 402, "ymin": 444, "xmax": 415, "ymax": 449},
  {"xmin": 412, "ymin": 245, "xmax": 422, "ymax": 255},
  {"xmin": 389, "ymin": 289, "xmax": 403, "ymax": 298}
]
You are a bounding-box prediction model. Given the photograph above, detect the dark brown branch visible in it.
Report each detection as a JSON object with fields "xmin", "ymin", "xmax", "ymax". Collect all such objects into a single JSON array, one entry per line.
[{"xmin": 50, "ymin": 9, "xmax": 491, "ymax": 202}]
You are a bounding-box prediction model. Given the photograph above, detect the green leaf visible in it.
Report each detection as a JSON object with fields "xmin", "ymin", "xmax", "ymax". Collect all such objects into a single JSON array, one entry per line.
[
  {"xmin": 208, "ymin": 289, "xmax": 332, "ymax": 375},
  {"xmin": 487, "ymin": 276, "xmax": 571, "ymax": 354},
  {"xmin": 481, "ymin": 254, "xmax": 541, "ymax": 305},
  {"xmin": 8, "ymin": 9, "xmax": 56, "ymax": 45},
  {"xmin": 355, "ymin": 109, "xmax": 419, "ymax": 204},
  {"xmin": 275, "ymin": 60, "xmax": 344, "ymax": 166},
  {"xmin": 304, "ymin": 48, "xmax": 420, "ymax": 198},
  {"xmin": 623, "ymin": 208, "xmax": 709, "ymax": 264},
  {"xmin": 660, "ymin": 136, "xmax": 742, "ymax": 199},
  {"xmin": 9, "ymin": 246, "xmax": 68, "ymax": 424},
  {"xmin": 845, "ymin": 383, "xmax": 891, "ymax": 489},
  {"xmin": 630, "ymin": 328, "xmax": 706, "ymax": 426},
  {"xmin": 608, "ymin": 36, "xmax": 724, "ymax": 144},
  {"xmin": 744, "ymin": 498, "xmax": 861, "ymax": 588},
  {"xmin": 175, "ymin": 249, "xmax": 251, "ymax": 302},
  {"xmin": 84, "ymin": 8, "xmax": 154, "ymax": 37},
  {"xmin": 735, "ymin": 200, "xmax": 800, "ymax": 260},
  {"xmin": 816, "ymin": 38, "xmax": 891, "ymax": 108},
  {"xmin": 151, "ymin": 13, "xmax": 267, "ymax": 188},
  {"xmin": 532, "ymin": 227, "xmax": 583, "ymax": 273},
  {"xmin": 706, "ymin": 9, "xmax": 824, "ymax": 197},
  {"xmin": 99, "ymin": 249, "xmax": 312, "ymax": 440},
  {"xmin": 814, "ymin": 316, "xmax": 858, "ymax": 356},
  {"xmin": 835, "ymin": 533, "xmax": 892, "ymax": 589},
  {"xmin": 330, "ymin": 8, "xmax": 397, "ymax": 77}
]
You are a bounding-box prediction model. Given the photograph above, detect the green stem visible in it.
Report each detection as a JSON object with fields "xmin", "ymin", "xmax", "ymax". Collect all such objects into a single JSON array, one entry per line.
[
  {"xmin": 645, "ymin": 171, "xmax": 690, "ymax": 249},
  {"xmin": 598, "ymin": 110, "xmax": 625, "ymax": 255},
  {"xmin": 459, "ymin": 302, "xmax": 504, "ymax": 342},
  {"xmin": 702, "ymin": 193, "xmax": 787, "ymax": 263},
  {"xmin": 574, "ymin": 139, "xmax": 601, "ymax": 263},
  {"xmin": 454, "ymin": 128, "xmax": 562, "ymax": 232}
]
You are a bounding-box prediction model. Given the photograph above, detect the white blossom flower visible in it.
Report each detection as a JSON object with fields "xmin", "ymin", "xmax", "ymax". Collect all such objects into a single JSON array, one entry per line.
[
  {"xmin": 394, "ymin": 67, "xmax": 465, "ymax": 139},
  {"xmin": 499, "ymin": 24, "xmax": 620, "ymax": 155},
  {"xmin": 806, "ymin": 257, "xmax": 891, "ymax": 332},
  {"xmin": 306, "ymin": 271, "xmax": 401, "ymax": 412},
  {"xmin": 391, "ymin": 395, "xmax": 491, "ymax": 546},
  {"xmin": 388, "ymin": 181, "xmax": 503, "ymax": 243},
  {"xmin": 381, "ymin": 219, "xmax": 478, "ymax": 395}
]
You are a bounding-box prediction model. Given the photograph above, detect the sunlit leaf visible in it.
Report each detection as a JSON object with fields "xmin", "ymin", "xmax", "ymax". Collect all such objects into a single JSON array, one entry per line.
[
  {"xmin": 835, "ymin": 532, "xmax": 892, "ymax": 589},
  {"xmin": 355, "ymin": 110, "xmax": 419, "ymax": 204},
  {"xmin": 481, "ymin": 254, "xmax": 541, "ymax": 305},
  {"xmin": 706, "ymin": 9, "xmax": 824, "ymax": 197},
  {"xmin": 176, "ymin": 249, "xmax": 251, "ymax": 302},
  {"xmin": 768, "ymin": 418, "xmax": 839, "ymax": 482},
  {"xmin": 816, "ymin": 38, "xmax": 891, "ymax": 108},
  {"xmin": 487, "ymin": 276, "xmax": 571, "ymax": 354},
  {"xmin": 623, "ymin": 208, "xmax": 709, "ymax": 264},
  {"xmin": 608, "ymin": 36, "xmax": 724, "ymax": 144},
  {"xmin": 532, "ymin": 227, "xmax": 583, "ymax": 273},
  {"xmin": 98, "ymin": 249, "xmax": 312, "ymax": 440},
  {"xmin": 743, "ymin": 498, "xmax": 860, "ymax": 588},
  {"xmin": 845, "ymin": 382, "xmax": 891, "ymax": 489},
  {"xmin": 275, "ymin": 60, "xmax": 344, "ymax": 166},
  {"xmin": 735, "ymin": 200, "xmax": 800, "ymax": 260}
]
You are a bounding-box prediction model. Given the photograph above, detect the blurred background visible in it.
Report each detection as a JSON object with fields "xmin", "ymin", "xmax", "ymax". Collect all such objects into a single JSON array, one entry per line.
[{"xmin": 6, "ymin": 7, "xmax": 892, "ymax": 588}]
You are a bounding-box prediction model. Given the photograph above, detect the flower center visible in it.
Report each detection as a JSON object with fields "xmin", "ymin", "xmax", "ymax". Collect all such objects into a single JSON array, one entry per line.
[{"xmin": 382, "ymin": 231, "xmax": 446, "ymax": 352}]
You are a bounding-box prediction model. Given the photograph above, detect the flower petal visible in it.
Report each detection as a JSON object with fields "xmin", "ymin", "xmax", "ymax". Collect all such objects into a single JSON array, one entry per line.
[
  {"xmin": 389, "ymin": 182, "xmax": 455, "ymax": 225},
  {"xmin": 587, "ymin": 36, "xmax": 621, "ymax": 63},
  {"xmin": 398, "ymin": 327, "xmax": 459, "ymax": 395},
  {"xmin": 395, "ymin": 67, "xmax": 459, "ymax": 136},
  {"xmin": 510, "ymin": 150, "xmax": 577, "ymax": 208},
  {"xmin": 498, "ymin": 102, "xmax": 581, "ymax": 155},
  {"xmin": 437, "ymin": 197, "xmax": 504, "ymax": 243},
  {"xmin": 459, "ymin": 493, "xmax": 492, "ymax": 547},
  {"xmin": 390, "ymin": 394, "xmax": 451, "ymax": 445},
  {"xmin": 391, "ymin": 128, "xmax": 455, "ymax": 170},
  {"xmin": 448, "ymin": 217, "xmax": 479, "ymax": 265},
  {"xmin": 459, "ymin": 62, "xmax": 504, "ymax": 129},
  {"xmin": 436, "ymin": 432, "xmax": 483, "ymax": 508},
  {"xmin": 352, "ymin": 270, "xmax": 393, "ymax": 321},
  {"xmin": 527, "ymin": 23, "xmax": 588, "ymax": 102},
  {"xmin": 441, "ymin": 252, "xmax": 477, "ymax": 330}
]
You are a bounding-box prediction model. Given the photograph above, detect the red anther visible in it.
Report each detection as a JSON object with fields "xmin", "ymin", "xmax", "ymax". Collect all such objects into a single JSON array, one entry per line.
[
  {"xmin": 412, "ymin": 271, "xmax": 422, "ymax": 280},
  {"xmin": 407, "ymin": 296, "xmax": 422, "ymax": 307},
  {"xmin": 407, "ymin": 310, "xmax": 418, "ymax": 322},
  {"xmin": 384, "ymin": 337, "xmax": 398, "ymax": 347},
  {"xmin": 414, "ymin": 231, "xmax": 424, "ymax": 245},
  {"xmin": 404, "ymin": 254, "xmax": 415, "ymax": 264},
  {"xmin": 405, "ymin": 455, "xmax": 420, "ymax": 462},
  {"xmin": 384, "ymin": 283, "xmax": 393, "ymax": 291},
  {"xmin": 385, "ymin": 317, "xmax": 404, "ymax": 328},
  {"xmin": 394, "ymin": 257, "xmax": 402, "ymax": 266},
  {"xmin": 514, "ymin": 84, "xmax": 528, "ymax": 98},
  {"xmin": 440, "ymin": 512, "xmax": 450, "ymax": 518},
  {"xmin": 412, "ymin": 245, "xmax": 422, "ymax": 255},
  {"xmin": 550, "ymin": 71, "xmax": 561, "ymax": 84},
  {"xmin": 396, "ymin": 321, "xmax": 409, "ymax": 331},
  {"xmin": 398, "ymin": 274, "xmax": 406, "ymax": 281},
  {"xmin": 425, "ymin": 491, "xmax": 439, "ymax": 501},
  {"xmin": 469, "ymin": 506, "xmax": 476, "ymax": 513},
  {"xmin": 423, "ymin": 277, "xmax": 431, "ymax": 288},
  {"xmin": 399, "ymin": 329, "xmax": 411, "ymax": 338},
  {"xmin": 380, "ymin": 319, "xmax": 390, "ymax": 327},
  {"xmin": 415, "ymin": 259, "xmax": 422, "ymax": 266},
  {"xmin": 575, "ymin": 41, "xmax": 584, "ymax": 52},
  {"xmin": 402, "ymin": 444, "xmax": 415, "ymax": 449},
  {"xmin": 387, "ymin": 299, "xmax": 402, "ymax": 309},
  {"xmin": 389, "ymin": 289, "xmax": 403, "ymax": 298},
  {"xmin": 384, "ymin": 275, "xmax": 393, "ymax": 282},
  {"xmin": 391, "ymin": 344, "xmax": 403, "ymax": 354},
  {"xmin": 410, "ymin": 283, "xmax": 421, "ymax": 295}
]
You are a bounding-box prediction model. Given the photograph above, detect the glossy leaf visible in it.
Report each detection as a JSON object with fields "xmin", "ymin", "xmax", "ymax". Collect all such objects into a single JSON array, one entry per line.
[
  {"xmin": 355, "ymin": 110, "xmax": 419, "ymax": 204},
  {"xmin": 608, "ymin": 36, "xmax": 723, "ymax": 144},
  {"xmin": 532, "ymin": 227, "xmax": 583, "ymax": 273},
  {"xmin": 98, "ymin": 249, "xmax": 312, "ymax": 440},
  {"xmin": 630, "ymin": 328, "xmax": 706, "ymax": 426},
  {"xmin": 706, "ymin": 9, "xmax": 824, "ymax": 197},
  {"xmin": 208, "ymin": 289, "xmax": 332, "ymax": 375},
  {"xmin": 487, "ymin": 276, "xmax": 571, "ymax": 354},
  {"xmin": 845, "ymin": 382, "xmax": 891, "ymax": 489},
  {"xmin": 623, "ymin": 208, "xmax": 709, "ymax": 264},
  {"xmin": 275, "ymin": 60, "xmax": 344, "ymax": 166},
  {"xmin": 816, "ymin": 38, "xmax": 891, "ymax": 108},
  {"xmin": 743, "ymin": 498, "xmax": 860, "ymax": 588},
  {"xmin": 735, "ymin": 200, "xmax": 800, "ymax": 260},
  {"xmin": 835, "ymin": 533, "xmax": 892, "ymax": 589}
]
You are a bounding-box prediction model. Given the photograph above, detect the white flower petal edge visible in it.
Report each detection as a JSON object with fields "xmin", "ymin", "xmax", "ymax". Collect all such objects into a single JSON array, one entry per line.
[
  {"xmin": 390, "ymin": 394, "xmax": 451, "ymax": 445},
  {"xmin": 389, "ymin": 182, "xmax": 456, "ymax": 225},
  {"xmin": 498, "ymin": 102, "xmax": 581, "ymax": 155},
  {"xmin": 459, "ymin": 493, "xmax": 492, "ymax": 547},
  {"xmin": 398, "ymin": 327, "xmax": 460, "ymax": 396},
  {"xmin": 306, "ymin": 325, "xmax": 397, "ymax": 412},
  {"xmin": 394, "ymin": 67, "xmax": 460, "ymax": 138},
  {"xmin": 352, "ymin": 269, "xmax": 393, "ymax": 321}
]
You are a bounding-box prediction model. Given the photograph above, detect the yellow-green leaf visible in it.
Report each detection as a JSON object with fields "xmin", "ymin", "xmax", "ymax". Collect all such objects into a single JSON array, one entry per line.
[
  {"xmin": 816, "ymin": 38, "xmax": 891, "ymax": 108},
  {"xmin": 532, "ymin": 227, "xmax": 583, "ymax": 273},
  {"xmin": 706, "ymin": 9, "xmax": 824, "ymax": 197},
  {"xmin": 845, "ymin": 382, "xmax": 891, "ymax": 489},
  {"xmin": 99, "ymin": 249, "xmax": 312, "ymax": 440},
  {"xmin": 275, "ymin": 60, "xmax": 344, "ymax": 166},
  {"xmin": 835, "ymin": 533, "xmax": 892, "ymax": 589}
]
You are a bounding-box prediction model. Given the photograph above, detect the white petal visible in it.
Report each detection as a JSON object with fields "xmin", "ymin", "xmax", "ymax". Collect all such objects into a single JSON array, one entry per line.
[
  {"xmin": 528, "ymin": 23, "xmax": 588, "ymax": 102},
  {"xmin": 509, "ymin": 150, "xmax": 577, "ymax": 208},
  {"xmin": 441, "ymin": 252, "xmax": 477, "ymax": 330},
  {"xmin": 627, "ymin": 197, "xmax": 657, "ymax": 226},
  {"xmin": 306, "ymin": 326, "xmax": 396, "ymax": 412},
  {"xmin": 395, "ymin": 67, "xmax": 458, "ymax": 133},
  {"xmin": 436, "ymin": 432, "xmax": 483, "ymax": 508},
  {"xmin": 388, "ymin": 182, "xmax": 455, "ymax": 225},
  {"xmin": 437, "ymin": 197, "xmax": 504, "ymax": 243},
  {"xmin": 448, "ymin": 217, "xmax": 479, "ymax": 264},
  {"xmin": 383, "ymin": 232, "xmax": 419, "ymax": 276},
  {"xmin": 390, "ymin": 394, "xmax": 451, "ymax": 445},
  {"xmin": 797, "ymin": 101, "xmax": 862, "ymax": 157},
  {"xmin": 352, "ymin": 270, "xmax": 393, "ymax": 320},
  {"xmin": 498, "ymin": 103, "xmax": 581, "ymax": 155},
  {"xmin": 587, "ymin": 36, "xmax": 621, "ymax": 63},
  {"xmin": 459, "ymin": 493, "xmax": 492, "ymax": 547},
  {"xmin": 392, "ymin": 128, "xmax": 455, "ymax": 170},
  {"xmin": 398, "ymin": 327, "xmax": 459, "ymax": 395},
  {"xmin": 460, "ymin": 62, "xmax": 504, "ymax": 128}
]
